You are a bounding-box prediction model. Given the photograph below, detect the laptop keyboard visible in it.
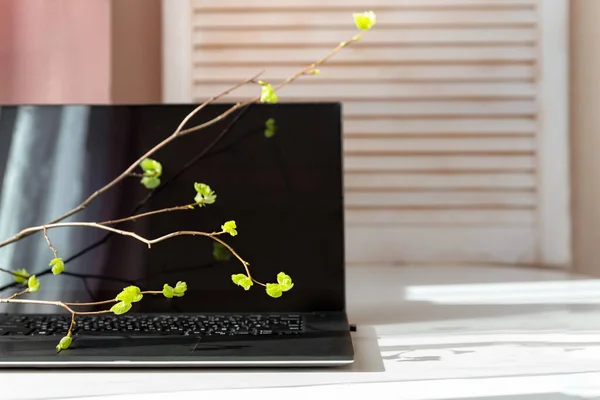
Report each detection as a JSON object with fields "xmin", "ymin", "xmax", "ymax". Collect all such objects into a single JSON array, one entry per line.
[{"xmin": 0, "ymin": 314, "xmax": 304, "ymax": 337}]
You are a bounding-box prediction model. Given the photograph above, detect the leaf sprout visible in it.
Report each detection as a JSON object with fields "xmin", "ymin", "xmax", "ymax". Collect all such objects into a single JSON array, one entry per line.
[
  {"xmin": 353, "ymin": 10, "xmax": 376, "ymax": 30},
  {"xmin": 231, "ymin": 274, "xmax": 253, "ymax": 291},
  {"xmin": 259, "ymin": 82, "xmax": 279, "ymax": 104},
  {"xmin": 194, "ymin": 182, "xmax": 217, "ymax": 206},
  {"xmin": 139, "ymin": 158, "xmax": 163, "ymax": 189},
  {"xmin": 50, "ymin": 257, "xmax": 65, "ymax": 275},
  {"xmin": 12, "ymin": 268, "xmax": 30, "ymax": 284},
  {"xmin": 27, "ymin": 275, "xmax": 40, "ymax": 293},
  {"xmin": 221, "ymin": 220, "xmax": 238, "ymax": 236},
  {"xmin": 264, "ymin": 118, "xmax": 277, "ymax": 138}
]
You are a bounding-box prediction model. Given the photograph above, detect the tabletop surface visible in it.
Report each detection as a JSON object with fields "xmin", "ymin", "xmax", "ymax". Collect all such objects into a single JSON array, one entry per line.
[{"xmin": 2, "ymin": 265, "xmax": 600, "ymax": 400}]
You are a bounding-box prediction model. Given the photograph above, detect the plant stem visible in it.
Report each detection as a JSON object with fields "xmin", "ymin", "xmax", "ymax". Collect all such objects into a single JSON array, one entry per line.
[
  {"xmin": 99, "ymin": 203, "xmax": 198, "ymax": 226},
  {"xmin": 0, "ymin": 267, "xmax": 29, "ymax": 281},
  {"xmin": 0, "ymin": 73, "xmax": 263, "ymax": 250},
  {"xmin": 64, "ymin": 290, "xmax": 162, "ymax": 307},
  {"xmin": 43, "ymin": 227, "xmax": 59, "ymax": 259},
  {"xmin": 7, "ymin": 288, "xmax": 28, "ymax": 300},
  {"xmin": 177, "ymin": 30, "xmax": 365, "ymax": 138}
]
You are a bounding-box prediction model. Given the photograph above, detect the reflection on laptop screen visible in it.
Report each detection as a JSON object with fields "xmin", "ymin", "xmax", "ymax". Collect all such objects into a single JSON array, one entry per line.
[{"xmin": 0, "ymin": 103, "xmax": 344, "ymax": 314}]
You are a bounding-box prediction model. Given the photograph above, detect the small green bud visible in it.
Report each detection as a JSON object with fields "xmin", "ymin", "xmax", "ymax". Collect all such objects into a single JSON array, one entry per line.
[
  {"xmin": 27, "ymin": 275, "xmax": 40, "ymax": 293},
  {"xmin": 221, "ymin": 220, "xmax": 238, "ymax": 237},
  {"xmin": 260, "ymin": 83, "xmax": 278, "ymax": 104},
  {"xmin": 162, "ymin": 283, "xmax": 174, "ymax": 298},
  {"xmin": 173, "ymin": 281, "xmax": 187, "ymax": 297},
  {"xmin": 141, "ymin": 176, "xmax": 161, "ymax": 189},
  {"xmin": 56, "ymin": 335, "xmax": 72, "ymax": 352},
  {"xmin": 277, "ymin": 272, "xmax": 294, "ymax": 292},
  {"xmin": 310, "ymin": 69, "xmax": 320, "ymax": 75},
  {"xmin": 264, "ymin": 118, "xmax": 277, "ymax": 138},
  {"xmin": 50, "ymin": 258, "xmax": 65, "ymax": 275},
  {"xmin": 110, "ymin": 301, "xmax": 132, "ymax": 315},
  {"xmin": 115, "ymin": 286, "xmax": 143, "ymax": 303},
  {"xmin": 193, "ymin": 182, "xmax": 217, "ymax": 206},
  {"xmin": 140, "ymin": 158, "xmax": 162, "ymax": 177},
  {"xmin": 12, "ymin": 268, "xmax": 30, "ymax": 285},
  {"xmin": 213, "ymin": 242, "xmax": 232, "ymax": 261},
  {"xmin": 353, "ymin": 11, "xmax": 376, "ymax": 30},
  {"xmin": 231, "ymin": 274, "xmax": 253, "ymax": 291},
  {"xmin": 266, "ymin": 283, "xmax": 283, "ymax": 298}
]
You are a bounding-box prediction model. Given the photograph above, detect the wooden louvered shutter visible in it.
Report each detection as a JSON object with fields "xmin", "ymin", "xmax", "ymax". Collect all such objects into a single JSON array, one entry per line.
[{"xmin": 163, "ymin": 0, "xmax": 570, "ymax": 268}]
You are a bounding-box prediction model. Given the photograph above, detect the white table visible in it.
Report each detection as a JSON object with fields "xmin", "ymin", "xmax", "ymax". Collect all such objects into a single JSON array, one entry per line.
[{"xmin": 3, "ymin": 265, "xmax": 600, "ymax": 400}]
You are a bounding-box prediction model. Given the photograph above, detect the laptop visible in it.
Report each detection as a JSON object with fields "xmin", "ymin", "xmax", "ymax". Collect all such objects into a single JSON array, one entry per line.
[{"xmin": 0, "ymin": 103, "xmax": 353, "ymax": 367}]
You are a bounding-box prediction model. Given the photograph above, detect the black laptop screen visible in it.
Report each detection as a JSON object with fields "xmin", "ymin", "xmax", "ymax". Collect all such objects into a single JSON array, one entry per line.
[{"xmin": 0, "ymin": 103, "xmax": 345, "ymax": 313}]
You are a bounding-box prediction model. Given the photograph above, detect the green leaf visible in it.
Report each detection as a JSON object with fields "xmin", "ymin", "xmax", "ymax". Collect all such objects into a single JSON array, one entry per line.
[
  {"xmin": 140, "ymin": 158, "xmax": 163, "ymax": 177},
  {"xmin": 353, "ymin": 10, "xmax": 376, "ymax": 30},
  {"xmin": 266, "ymin": 283, "xmax": 283, "ymax": 298},
  {"xmin": 221, "ymin": 220, "xmax": 238, "ymax": 236},
  {"xmin": 193, "ymin": 182, "xmax": 217, "ymax": 206},
  {"xmin": 173, "ymin": 281, "xmax": 187, "ymax": 297},
  {"xmin": 162, "ymin": 284, "xmax": 174, "ymax": 298},
  {"xmin": 141, "ymin": 176, "xmax": 161, "ymax": 189},
  {"xmin": 56, "ymin": 335, "xmax": 72, "ymax": 353},
  {"xmin": 213, "ymin": 242, "xmax": 232, "ymax": 262},
  {"xmin": 27, "ymin": 275, "xmax": 40, "ymax": 293},
  {"xmin": 309, "ymin": 69, "xmax": 321, "ymax": 75},
  {"xmin": 12, "ymin": 268, "xmax": 30, "ymax": 284},
  {"xmin": 231, "ymin": 274, "xmax": 253, "ymax": 291},
  {"xmin": 110, "ymin": 301, "xmax": 132, "ymax": 315},
  {"xmin": 277, "ymin": 272, "xmax": 294, "ymax": 292},
  {"xmin": 260, "ymin": 83, "xmax": 279, "ymax": 104},
  {"xmin": 115, "ymin": 285, "xmax": 143, "ymax": 303},
  {"xmin": 264, "ymin": 118, "xmax": 277, "ymax": 138},
  {"xmin": 49, "ymin": 257, "xmax": 65, "ymax": 275}
]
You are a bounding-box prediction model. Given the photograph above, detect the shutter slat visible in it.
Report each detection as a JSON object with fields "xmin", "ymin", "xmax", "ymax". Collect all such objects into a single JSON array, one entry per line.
[
  {"xmin": 341, "ymin": 101, "xmax": 536, "ymax": 117},
  {"xmin": 344, "ymin": 118, "xmax": 535, "ymax": 135},
  {"xmin": 192, "ymin": 82, "xmax": 536, "ymax": 100},
  {"xmin": 344, "ymin": 137, "xmax": 535, "ymax": 153},
  {"xmin": 346, "ymin": 209, "xmax": 535, "ymax": 225},
  {"xmin": 191, "ymin": 46, "xmax": 535, "ymax": 63},
  {"xmin": 344, "ymin": 155, "xmax": 534, "ymax": 171},
  {"xmin": 345, "ymin": 172, "xmax": 535, "ymax": 189},
  {"xmin": 193, "ymin": 65, "xmax": 535, "ymax": 81},
  {"xmin": 192, "ymin": 11, "xmax": 536, "ymax": 28},
  {"xmin": 346, "ymin": 191, "xmax": 535, "ymax": 207},
  {"xmin": 193, "ymin": 28, "xmax": 536, "ymax": 46},
  {"xmin": 192, "ymin": 0, "xmax": 536, "ymax": 11}
]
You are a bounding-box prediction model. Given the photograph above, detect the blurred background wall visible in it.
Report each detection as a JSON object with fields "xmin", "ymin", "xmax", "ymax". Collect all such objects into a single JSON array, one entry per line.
[
  {"xmin": 0, "ymin": 0, "xmax": 161, "ymax": 103},
  {"xmin": 3, "ymin": 0, "xmax": 600, "ymax": 275}
]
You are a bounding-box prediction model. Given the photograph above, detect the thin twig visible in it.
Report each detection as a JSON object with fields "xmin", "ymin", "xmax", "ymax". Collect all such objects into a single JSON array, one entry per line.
[
  {"xmin": 0, "ymin": 290, "xmax": 170, "ymax": 339},
  {"xmin": 64, "ymin": 290, "xmax": 162, "ymax": 307},
  {"xmin": 43, "ymin": 227, "xmax": 59, "ymax": 259},
  {"xmin": 99, "ymin": 203, "xmax": 198, "ymax": 226},
  {"xmin": 177, "ymin": 31, "xmax": 365, "ymax": 138},
  {"xmin": 7, "ymin": 288, "xmax": 28, "ymax": 300},
  {"xmin": 0, "ymin": 73, "xmax": 263, "ymax": 250},
  {"xmin": 1, "ymin": 223, "xmax": 262, "ymax": 284},
  {"xmin": 0, "ymin": 267, "xmax": 29, "ymax": 280}
]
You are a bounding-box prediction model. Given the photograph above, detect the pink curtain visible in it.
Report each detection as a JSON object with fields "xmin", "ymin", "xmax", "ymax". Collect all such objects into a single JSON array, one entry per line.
[{"xmin": 0, "ymin": 0, "xmax": 111, "ymax": 104}]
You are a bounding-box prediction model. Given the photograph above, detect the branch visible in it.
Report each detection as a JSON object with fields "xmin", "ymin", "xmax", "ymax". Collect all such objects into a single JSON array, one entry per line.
[
  {"xmin": 177, "ymin": 30, "xmax": 365, "ymax": 138},
  {"xmin": 0, "ymin": 73, "xmax": 263, "ymax": 251},
  {"xmin": 0, "ymin": 289, "xmax": 170, "ymax": 348},
  {"xmin": 1, "ymin": 222, "xmax": 263, "ymax": 285},
  {"xmin": 0, "ymin": 267, "xmax": 29, "ymax": 281},
  {"xmin": 43, "ymin": 227, "xmax": 59, "ymax": 259},
  {"xmin": 99, "ymin": 203, "xmax": 198, "ymax": 225}
]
